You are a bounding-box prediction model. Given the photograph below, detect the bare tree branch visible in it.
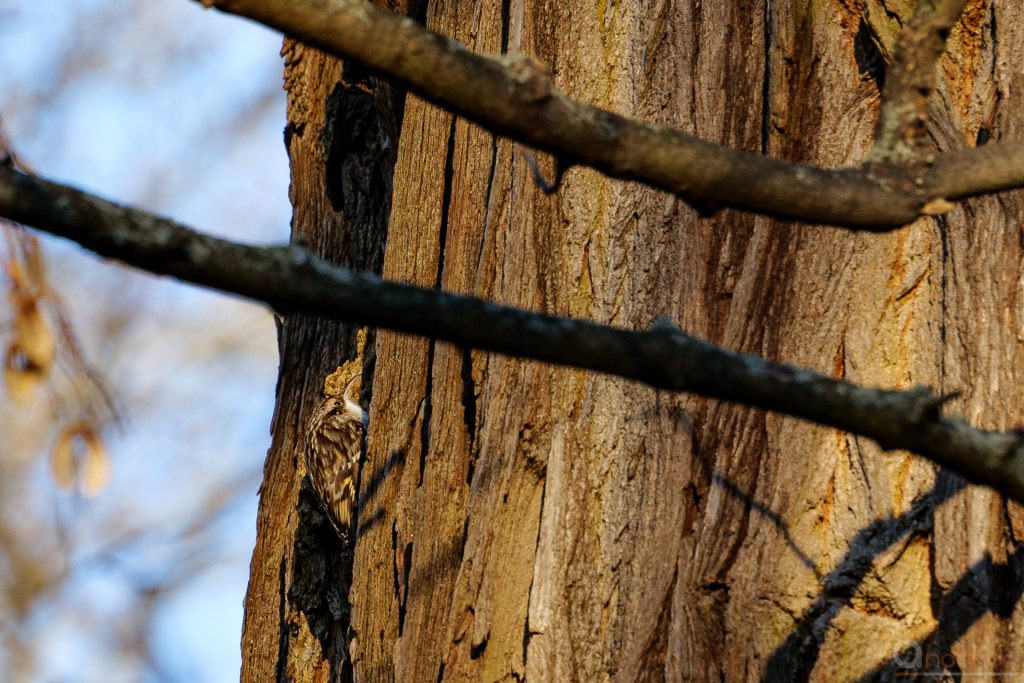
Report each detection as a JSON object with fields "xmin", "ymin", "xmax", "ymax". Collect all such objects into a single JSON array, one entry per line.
[
  {"xmin": 2, "ymin": 163, "xmax": 1024, "ymax": 501},
  {"xmin": 929, "ymin": 142, "xmax": 1024, "ymax": 199},
  {"xmin": 869, "ymin": 0, "xmax": 971, "ymax": 162},
  {"xmin": 193, "ymin": 0, "xmax": 1016, "ymax": 229}
]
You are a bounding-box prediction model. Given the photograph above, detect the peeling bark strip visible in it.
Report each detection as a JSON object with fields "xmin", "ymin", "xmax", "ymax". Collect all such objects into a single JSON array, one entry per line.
[
  {"xmin": 4, "ymin": 162, "xmax": 1024, "ymax": 503},
  {"xmin": 194, "ymin": 0, "xmax": 1024, "ymax": 228}
]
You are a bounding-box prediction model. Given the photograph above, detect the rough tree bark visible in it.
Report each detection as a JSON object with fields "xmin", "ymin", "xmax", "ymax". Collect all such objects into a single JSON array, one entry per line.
[
  {"xmin": 239, "ymin": 6, "xmax": 412, "ymax": 678},
  {"xmin": 243, "ymin": 1, "xmax": 1024, "ymax": 680}
]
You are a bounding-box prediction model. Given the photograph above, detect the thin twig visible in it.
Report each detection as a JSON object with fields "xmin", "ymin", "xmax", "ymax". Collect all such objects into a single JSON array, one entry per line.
[{"xmin": 523, "ymin": 151, "xmax": 567, "ymax": 195}]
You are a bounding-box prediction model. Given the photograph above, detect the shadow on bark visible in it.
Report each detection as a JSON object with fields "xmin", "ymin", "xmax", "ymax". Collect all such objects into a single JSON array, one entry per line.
[
  {"xmin": 856, "ymin": 546, "xmax": 1024, "ymax": 681},
  {"xmin": 758, "ymin": 471, "xmax": 971, "ymax": 682},
  {"xmin": 356, "ymin": 448, "xmax": 407, "ymax": 540},
  {"xmin": 713, "ymin": 474, "xmax": 820, "ymax": 576},
  {"xmin": 290, "ymin": 477, "xmax": 356, "ymax": 682}
]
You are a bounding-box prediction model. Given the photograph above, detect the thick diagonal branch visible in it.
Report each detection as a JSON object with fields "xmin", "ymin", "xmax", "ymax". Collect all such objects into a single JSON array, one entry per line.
[
  {"xmin": 193, "ymin": 0, "xmax": 1019, "ymax": 229},
  {"xmin": 2, "ymin": 164, "xmax": 1024, "ymax": 501}
]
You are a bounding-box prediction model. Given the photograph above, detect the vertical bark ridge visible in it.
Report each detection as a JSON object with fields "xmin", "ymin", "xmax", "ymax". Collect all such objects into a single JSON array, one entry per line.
[{"xmin": 242, "ymin": 19, "xmax": 403, "ymax": 679}]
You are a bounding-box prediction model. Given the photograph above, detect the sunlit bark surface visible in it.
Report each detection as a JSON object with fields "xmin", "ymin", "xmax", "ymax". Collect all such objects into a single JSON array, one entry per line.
[{"xmin": 248, "ymin": 2, "xmax": 1024, "ymax": 680}]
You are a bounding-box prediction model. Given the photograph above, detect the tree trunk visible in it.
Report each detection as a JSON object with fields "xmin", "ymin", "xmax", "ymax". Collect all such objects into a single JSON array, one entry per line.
[
  {"xmin": 239, "ymin": 17, "xmax": 409, "ymax": 680},
  {"xmin": 244, "ymin": 1, "xmax": 1024, "ymax": 680}
]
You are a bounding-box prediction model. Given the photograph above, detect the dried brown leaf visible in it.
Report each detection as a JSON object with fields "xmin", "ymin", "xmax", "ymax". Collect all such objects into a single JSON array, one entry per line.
[
  {"xmin": 50, "ymin": 423, "xmax": 82, "ymax": 490},
  {"xmin": 4, "ymin": 343, "xmax": 43, "ymax": 404},
  {"xmin": 80, "ymin": 430, "xmax": 111, "ymax": 498},
  {"xmin": 14, "ymin": 299, "xmax": 55, "ymax": 369},
  {"xmin": 50, "ymin": 422, "xmax": 110, "ymax": 496}
]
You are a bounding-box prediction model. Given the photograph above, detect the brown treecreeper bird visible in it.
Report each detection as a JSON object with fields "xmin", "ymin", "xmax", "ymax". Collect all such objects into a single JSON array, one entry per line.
[{"xmin": 305, "ymin": 377, "xmax": 365, "ymax": 538}]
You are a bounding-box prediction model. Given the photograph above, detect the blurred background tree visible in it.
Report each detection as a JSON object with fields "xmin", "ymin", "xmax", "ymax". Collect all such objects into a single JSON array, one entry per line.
[{"xmin": 0, "ymin": 1, "xmax": 287, "ymax": 680}]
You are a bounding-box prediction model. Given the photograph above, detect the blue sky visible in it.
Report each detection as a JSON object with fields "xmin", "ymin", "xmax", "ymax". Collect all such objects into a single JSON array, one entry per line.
[{"xmin": 0, "ymin": 1, "xmax": 291, "ymax": 680}]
